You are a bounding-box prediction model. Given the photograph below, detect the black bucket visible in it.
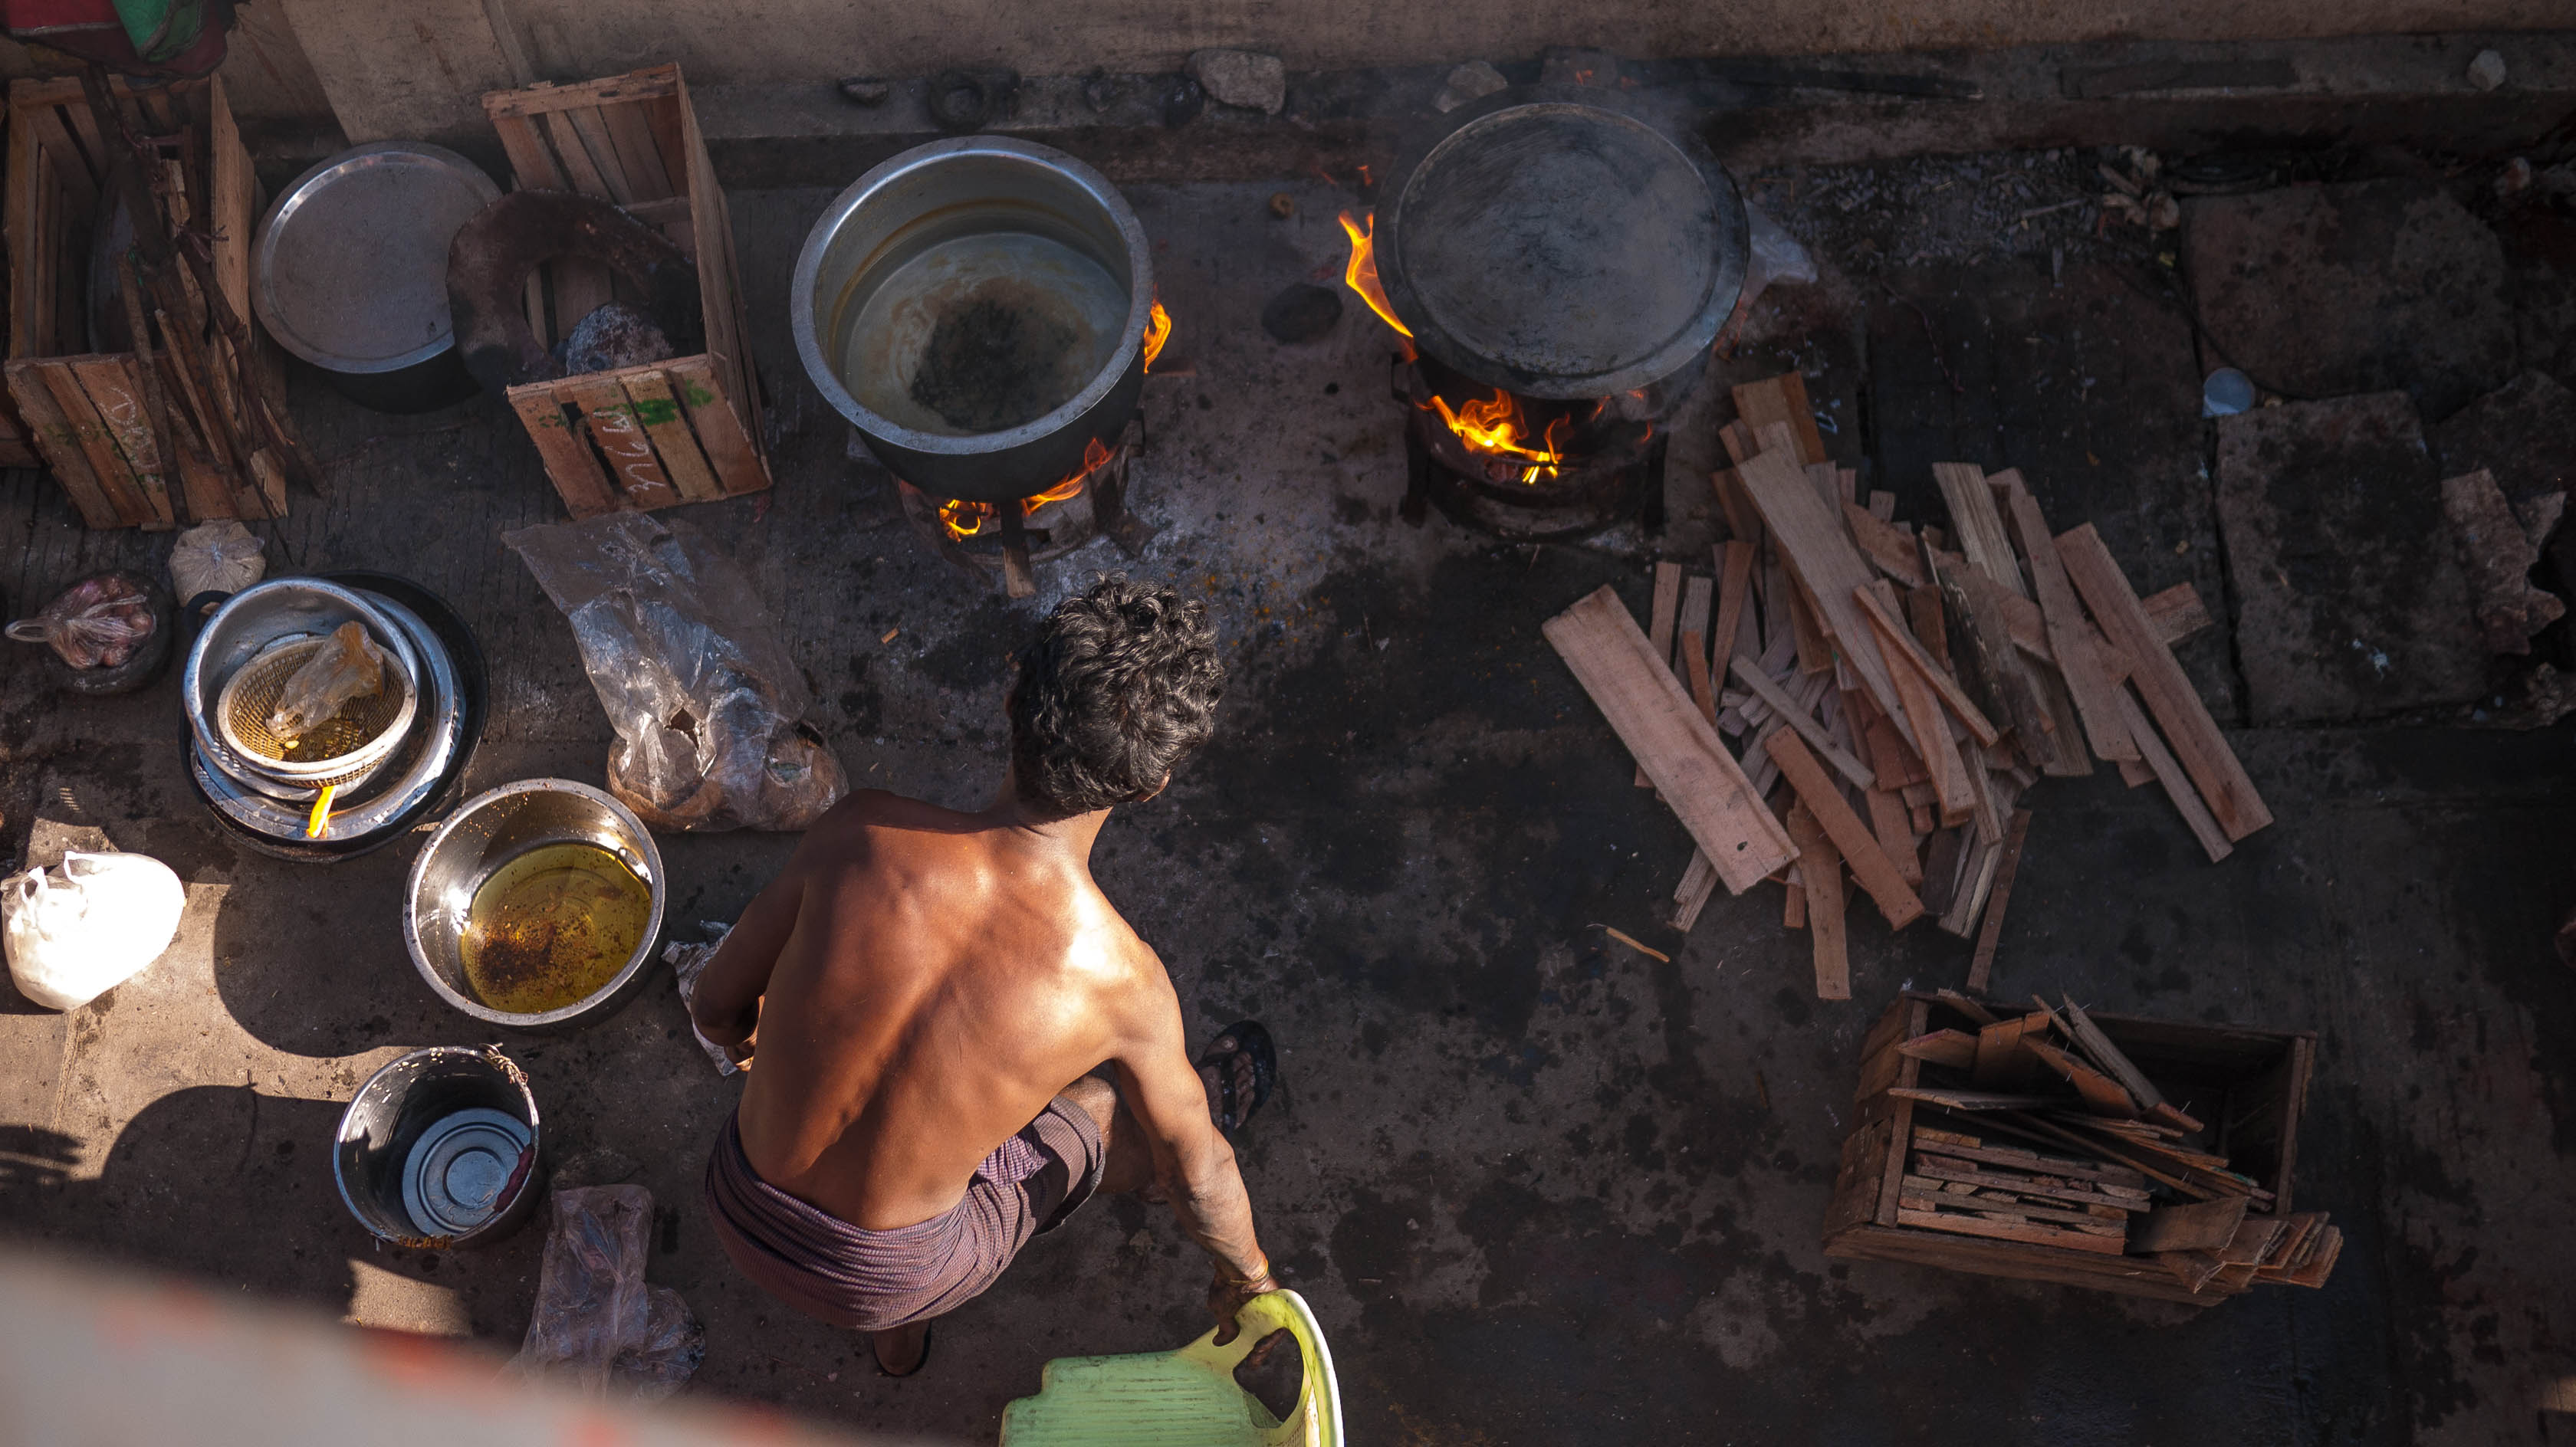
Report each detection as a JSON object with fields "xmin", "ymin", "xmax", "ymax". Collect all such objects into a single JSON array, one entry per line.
[{"xmin": 333, "ymin": 1045, "xmax": 542, "ymax": 1248}]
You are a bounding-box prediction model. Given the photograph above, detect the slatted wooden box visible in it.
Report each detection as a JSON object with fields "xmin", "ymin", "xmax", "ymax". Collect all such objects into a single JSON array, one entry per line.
[
  {"xmin": 481, "ymin": 64, "xmax": 770, "ymax": 518},
  {"xmin": 1822, "ymin": 990, "xmax": 2315, "ymax": 1304},
  {"xmin": 3, "ymin": 74, "xmax": 284, "ymax": 527}
]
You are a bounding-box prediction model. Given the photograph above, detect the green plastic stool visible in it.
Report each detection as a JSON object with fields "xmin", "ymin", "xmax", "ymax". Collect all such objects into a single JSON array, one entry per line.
[{"xmin": 999, "ymin": 1289, "xmax": 1342, "ymax": 1446}]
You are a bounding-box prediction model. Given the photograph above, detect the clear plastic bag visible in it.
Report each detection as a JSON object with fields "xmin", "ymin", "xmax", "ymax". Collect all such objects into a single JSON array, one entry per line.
[
  {"xmin": 1740, "ymin": 202, "xmax": 1817, "ymax": 307},
  {"xmin": 168, "ymin": 519, "xmax": 266, "ymax": 607},
  {"xmin": 665, "ymin": 921, "xmax": 741, "ymax": 1075},
  {"xmin": 504, "ymin": 514, "xmax": 848, "ymax": 832},
  {"xmin": 6, "ymin": 573, "xmax": 156, "ymax": 669},
  {"xmin": 265, "ymin": 621, "xmax": 388, "ymax": 737},
  {"xmin": 506, "ymin": 1185, "xmax": 705, "ymax": 1403},
  {"xmin": 4, "ymin": 851, "xmax": 185, "ymax": 1011}
]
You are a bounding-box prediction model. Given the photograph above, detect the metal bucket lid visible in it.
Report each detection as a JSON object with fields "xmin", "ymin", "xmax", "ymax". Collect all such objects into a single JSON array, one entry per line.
[
  {"xmin": 1377, "ymin": 87, "xmax": 1748, "ymax": 399},
  {"xmin": 401, "ymin": 1107, "xmax": 531, "ymax": 1235},
  {"xmin": 252, "ymin": 143, "xmax": 501, "ymax": 376}
]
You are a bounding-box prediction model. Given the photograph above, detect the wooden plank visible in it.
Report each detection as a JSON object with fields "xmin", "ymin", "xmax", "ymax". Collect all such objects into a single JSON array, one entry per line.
[
  {"xmin": 1681, "ymin": 629, "xmax": 1719, "ymax": 724},
  {"xmin": 665, "ymin": 356, "xmax": 769, "ymax": 494},
  {"xmin": 2026, "ymin": 1037, "xmax": 2141, "ymax": 1117},
  {"xmin": 1887, "ymin": 1087, "xmax": 2061, "ymax": 1112},
  {"xmin": 1967, "ymin": 808, "xmax": 2032, "ymax": 991},
  {"xmin": 1908, "ymin": 1129, "xmax": 2151, "ymax": 1188},
  {"xmin": 1736, "ymin": 438, "xmax": 1907, "ymax": 725},
  {"xmin": 1934, "ymin": 988, "xmax": 1999, "ymax": 1026},
  {"xmin": 564, "ymin": 105, "xmax": 639, "ymax": 202},
  {"xmin": 1669, "ymin": 851, "xmax": 1719, "ymax": 932},
  {"xmin": 483, "ymin": 66, "xmax": 684, "ymax": 117},
  {"xmin": 1728, "ymin": 655, "xmax": 1875, "ymax": 789},
  {"xmin": 616, "ymin": 369, "xmax": 724, "ymax": 502},
  {"xmin": 38, "ymin": 362, "xmax": 150, "ymax": 523},
  {"xmin": 1935, "ymin": 462, "xmax": 2025, "ymax": 596},
  {"xmin": 2058, "ymin": 524, "xmax": 2272, "ymax": 840},
  {"xmin": 1899, "ymin": 1189, "xmax": 2127, "ymax": 1232},
  {"xmin": 1711, "ymin": 541, "xmax": 1755, "ymax": 680},
  {"xmin": 1910, "ymin": 1156, "xmax": 2151, "ymax": 1209},
  {"xmin": 1881, "ymin": 626, "xmax": 1975, "ymax": 825},
  {"xmin": 2143, "ymin": 582, "xmax": 2213, "ymax": 648},
  {"xmin": 1894, "ymin": 1207, "xmax": 2131, "ymax": 1255},
  {"xmin": 1767, "ymin": 731, "xmax": 1922, "ymax": 929},
  {"xmin": 67, "ymin": 357, "xmax": 172, "ymax": 526},
  {"xmin": 1897, "ymin": 1029, "xmax": 1977, "ymax": 1069},
  {"xmin": 2282, "ymin": 1226, "xmax": 2342, "ymax": 1288},
  {"xmin": 1731, "ymin": 372, "xmax": 1826, "ymax": 465},
  {"xmin": 1844, "ymin": 500, "xmax": 1926, "ymax": 586},
  {"xmin": 1543, "ymin": 586, "xmax": 1799, "ymax": 892},
  {"xmin": 2131, "ymin": 1199, "xmax": 2255, "ymax": 1258},
  {"xmin": 1787, "ymin": 802, "xmax": 1850, "ymax": 999},
  {"xmin": 1854, "ymin": 583, "xmax": 2000, "ymax": 746},
  {"xmin": 1636, "ymin": 563, "xmax": 1684, "ymax": 786},
  {"xmin": 508, "ymin": 386, "xmax": 619, "ymax": 517},
  {"xmin": 539, "ymin": 108, "xmax": 617, "ymax": 199},
  {"xmin": 1996, "ymin": 473, "xmax": 2141, "ymax": 762},
  {"xmin": 6, "ymin": 361, "xmax": 120, "ymax": 527},
  {"xmin": 490, "ymin": 113, "xmax": 567, "ymax": 190},
  {"xmin": 1907, "ymin": 583, "xmax": 1952, "ymax": 677},
  {"xmin": 567, "ymin": 377, "xmax": 682, "ymax": 508},
  {"xmin": 1970, "ymin": 1012, "xmax": 2048, "ymax": 1088},
  {"xmin": 1865, "ymin": 783, "xmax": 1921, "ymax": 886},
  {"xmin": 602, "ymin": 97, "xmax": 678, "ymax": 202},
  {"xmin": 5, "ymin": 105, "xmax": 45, "ymax": 358},
  {"xmin": 2116, "ymin": 687, "xmax": 2233, "ymax": 863}
]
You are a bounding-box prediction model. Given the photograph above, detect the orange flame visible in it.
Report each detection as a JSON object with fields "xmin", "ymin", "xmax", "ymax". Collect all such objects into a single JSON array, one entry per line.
[
  {"xmin": 1141, "ymin": 297, "xmax": 1171, "ymax": 372},
  {"xmin": 935, "ymin": 436, "xmax": 1116, "ymax": 541},
  {"xmin": 1338, "ymin": 211, "xmax": 1412, "ymax": 340},
  {"xmin": 1425, "ymin": 389, "xmax": 1567, "ymax": 485}
]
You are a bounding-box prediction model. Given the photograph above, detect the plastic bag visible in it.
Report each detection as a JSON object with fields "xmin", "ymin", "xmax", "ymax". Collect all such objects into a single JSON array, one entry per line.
[
  {"xmin": 264, "ymin": 621, "xmax": 388, "ymax": 738},
  {"xmin": 4, "ymin": 851, "xmax": 185, "ymax": 1011},
  {"xmin": 504, "ymin": 514, "xmax": 847, "ymax": 832},
  {"xmin": 5, "ymin": 573, "xmax": 156, "ymax": 669},
  {"xmin": 506, "ymin": 1185, "xmax": 704, "ymax": 1403},
  {"xmin": 665, "ymin": 921, "xmax": 741, "ymax": 1075},
  {"xmin": 169, "ymin": 519, "xmax": 265, "ymax": 608}
]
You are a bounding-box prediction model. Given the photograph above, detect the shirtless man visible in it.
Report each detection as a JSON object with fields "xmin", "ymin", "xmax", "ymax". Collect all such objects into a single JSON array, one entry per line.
[{"xmin": 693, "ymin": 575, "xmax": 1276, "ymax": 1376}]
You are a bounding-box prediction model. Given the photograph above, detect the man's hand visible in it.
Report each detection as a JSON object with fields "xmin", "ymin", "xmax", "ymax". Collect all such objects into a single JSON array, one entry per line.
[{"xmin": 1207, "ymin": 1255, "xmax": 1280, "ymax": 1346}]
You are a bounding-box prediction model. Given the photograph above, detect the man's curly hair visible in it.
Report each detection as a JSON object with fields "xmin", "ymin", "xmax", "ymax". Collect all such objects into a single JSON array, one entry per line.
[{"xmin": 1008, "ymin": 574, "xmax": 1226, "ymax": 817}]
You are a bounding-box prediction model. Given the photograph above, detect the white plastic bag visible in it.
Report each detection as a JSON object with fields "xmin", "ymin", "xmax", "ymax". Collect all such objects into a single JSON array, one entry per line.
[{"xmin": 4, "ymin": 851, "xmax": 184, "ymax": 1010}]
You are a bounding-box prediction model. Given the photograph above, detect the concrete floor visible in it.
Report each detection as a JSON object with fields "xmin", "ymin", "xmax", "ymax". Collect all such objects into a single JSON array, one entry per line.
[{"xmin": 2, "ymin": 144, "xmax": 2574, "ymax": 1447}]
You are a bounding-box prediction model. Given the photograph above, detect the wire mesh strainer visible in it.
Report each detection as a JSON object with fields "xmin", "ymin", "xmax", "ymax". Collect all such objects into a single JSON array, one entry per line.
[{"xmin": 214, "ymin": 632, "xmax": 417, "ymax": 782}]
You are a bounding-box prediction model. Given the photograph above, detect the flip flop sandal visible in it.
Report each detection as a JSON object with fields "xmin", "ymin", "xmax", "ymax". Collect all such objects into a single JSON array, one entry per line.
[
  {"xmin": 1198, "ymin": 1020, "xmax": 1277, "ymax": 1136},
  {"xmin": 876, "ymin": 1321, "xmax": 933, "ymax": 1378}
]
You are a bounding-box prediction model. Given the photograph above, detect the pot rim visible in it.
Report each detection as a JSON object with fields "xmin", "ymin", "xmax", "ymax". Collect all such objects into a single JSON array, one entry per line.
[
  {"xmin": 332, "ymin": 1044, "xmax": 541, "ymax": 1247},
  {"xmin": 1375, "ymin": 85, "xmax": 1749, "ymax": 401},
  {"xmin": 790, "ymin": 136, "xmax": 1155, "ymax": 461},
  {"xmin": 402, "ymin": 778, "xmax": 666, "ymax": 1029},
  {"xmin": 253, "ymin": 141, "xmax": 502, "ymax": 376}
]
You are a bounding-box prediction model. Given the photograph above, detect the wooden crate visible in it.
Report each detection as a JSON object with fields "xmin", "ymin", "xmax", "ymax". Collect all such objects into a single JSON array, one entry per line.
[
  {"xmin": 1822, "ymin": 990, "xmax": 2316, "ymax": 1305},
  {"xmin": 3, "ymin": 74, "xmax": 285, "ymax": 527},
  {"xmin": 482, "ymin": 64, "xmax": 769, "ymax": 518}
]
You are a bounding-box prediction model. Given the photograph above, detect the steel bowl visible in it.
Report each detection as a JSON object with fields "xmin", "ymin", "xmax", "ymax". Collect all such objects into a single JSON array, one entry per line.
[
  {"xmin": 334, "ymin": 1045, "xmax": 541, "ymax": 1248},
  {"xmin": 792, "ymin": 137, "xmax": 1152, "ymax": 502},
  {"xmin": 404, "ymin": 779, "xmax": 667, "ymax": 1030},
  {"xmin": 185, "ymin": 579, "xmax": 424, "ymax": 796},
  {"xmin": 1375, "ymin": 85, "xmax": 1749, "ymax": 400},
  {"xmin": 253, "ymin": 143, "xmax": 501, "ymax": 412}
]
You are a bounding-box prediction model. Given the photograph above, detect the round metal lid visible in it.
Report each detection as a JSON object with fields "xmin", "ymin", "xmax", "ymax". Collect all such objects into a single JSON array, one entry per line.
[
  {"xmin": 401, "ymin": 1106, "xmax": 531, "ymax": 1235},
  {"xmin": 253, "ymin": 143, "xmax": 501, "ymax": 376},
  {"xmin": 1378, "ymin": 87, "xmax": 1748, "ymax": 399}
]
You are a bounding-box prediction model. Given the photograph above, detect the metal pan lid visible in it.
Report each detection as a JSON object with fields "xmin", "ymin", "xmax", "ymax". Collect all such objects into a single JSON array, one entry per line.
[
  {"xmin": 252, "ymin": 143, "xmax": 501, "ymax": 376},
  {"xmin": 401, "ymin": 1107, "xmax": 532, "ymax": 1235},
  {"xmin": 1376, "ymin": 87, "xmax": 1748, "ymax": 399}
]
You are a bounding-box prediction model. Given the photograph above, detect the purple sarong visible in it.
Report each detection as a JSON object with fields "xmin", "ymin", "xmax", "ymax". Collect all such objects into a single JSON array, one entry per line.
[{"xmin": 702, "ymin": 1098, "xmax": 1104, "ymax": 1331}]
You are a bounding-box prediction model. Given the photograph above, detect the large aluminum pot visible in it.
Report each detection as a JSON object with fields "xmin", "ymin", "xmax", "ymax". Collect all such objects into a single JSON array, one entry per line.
[
  {"xmin": 333, "ymin": 1045, "xmax": 540, "ymax": 1248},
  {"xmin": 792, "ymin": 138, "xmax": 1152, "ymax": 503}
]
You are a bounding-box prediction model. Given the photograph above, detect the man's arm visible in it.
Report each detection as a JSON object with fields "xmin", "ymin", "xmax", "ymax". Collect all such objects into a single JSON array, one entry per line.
[
  {"xmin": 688, "ymin": 870, "xmax": 804, "ymax": 1052},
  {"xmin": 1111, "ymin": 967, "xmax": 1273, "ymax": 1339}
]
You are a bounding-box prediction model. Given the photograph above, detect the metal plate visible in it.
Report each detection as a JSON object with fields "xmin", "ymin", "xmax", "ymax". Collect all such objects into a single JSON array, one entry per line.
[
  {"xmin": 253, "ymin": 143, "xmax": 501, "ymax": 375},
  {"xmin": 1378, "ymin": 87, "xmax": 1748, "ymax": 399},
  {"xmin": 400, "ymin": 1107, "xmax": 531, "ymax": 1235}
]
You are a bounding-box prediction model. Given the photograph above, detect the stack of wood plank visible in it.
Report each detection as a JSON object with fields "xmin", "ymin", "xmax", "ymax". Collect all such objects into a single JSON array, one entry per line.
[
  {"xmin": 1827, "ymin": 989, "xmax": 2334, "ymax": 1304},
  {"xmin": 1543, "ymin": 371, "xmax": 2272, "ymax": 998}
]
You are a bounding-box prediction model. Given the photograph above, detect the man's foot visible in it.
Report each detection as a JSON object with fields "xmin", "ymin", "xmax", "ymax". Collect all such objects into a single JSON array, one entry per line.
[
  {"xmin": 1196, "ymin": 1021, "xmax": 1276, "ymax": 1135},
  {"xmin": 873, "ymin": 1321, "xmax": 932, "ymax": 1377}
]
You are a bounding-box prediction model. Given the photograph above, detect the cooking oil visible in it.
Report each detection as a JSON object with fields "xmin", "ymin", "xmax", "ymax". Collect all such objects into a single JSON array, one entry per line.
[{"xmin": 459, "ymin": 842, "xmax": 651, "ymax": 1014}]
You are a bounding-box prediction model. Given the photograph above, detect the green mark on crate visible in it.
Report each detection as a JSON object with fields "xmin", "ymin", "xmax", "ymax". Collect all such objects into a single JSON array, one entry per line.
[{"xmin": 629, "ymin": 397, "xmax": 681, "ymax": 426}]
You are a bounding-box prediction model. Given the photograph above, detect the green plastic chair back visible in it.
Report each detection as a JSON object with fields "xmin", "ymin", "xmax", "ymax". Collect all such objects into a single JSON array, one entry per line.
[{"xmin": 999, "ymin": 1288, "xmax": 1342, "ymax": 1447}]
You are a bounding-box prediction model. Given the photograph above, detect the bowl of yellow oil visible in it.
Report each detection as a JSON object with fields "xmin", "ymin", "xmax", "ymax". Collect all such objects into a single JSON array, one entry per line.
[{"xmin": 404, "ymin": 779, "xmax": 665, "ymax": 1028}]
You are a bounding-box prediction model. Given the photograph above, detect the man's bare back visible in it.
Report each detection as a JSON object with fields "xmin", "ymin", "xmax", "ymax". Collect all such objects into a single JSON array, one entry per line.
[
  {"xmin": 692, "ymin": 575, "xmax": 1270, "ymax": 1376},
  {"xmin": 705, "ymin": 789, "xmax": 1196, "ymax": 1230}
]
